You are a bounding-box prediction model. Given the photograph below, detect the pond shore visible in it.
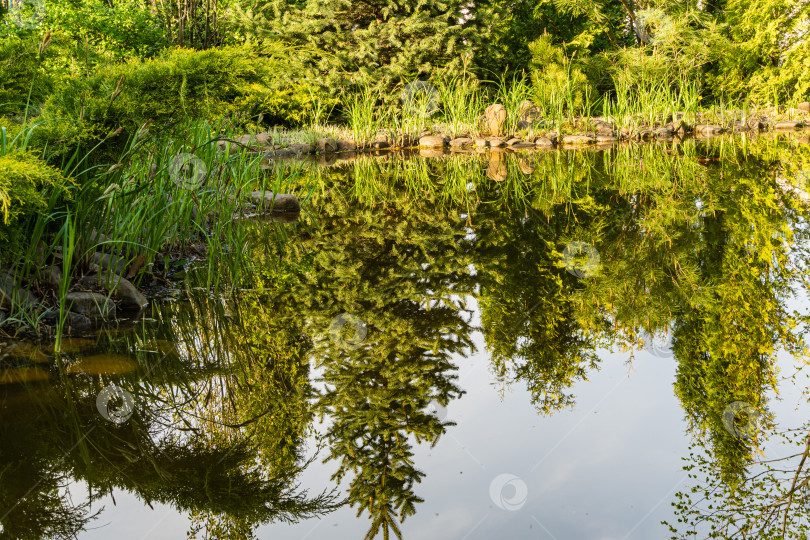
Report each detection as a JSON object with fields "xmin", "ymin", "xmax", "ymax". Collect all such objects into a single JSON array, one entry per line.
[{"xmin": 226, "ymin": 101, "xmax": 810, "ymax": 164}]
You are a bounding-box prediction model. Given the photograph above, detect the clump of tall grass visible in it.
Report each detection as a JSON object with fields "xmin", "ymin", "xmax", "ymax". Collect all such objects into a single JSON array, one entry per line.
[
  {"xmin": 494, "ymin": 73, "xmax": 534, "ymax": 136},
  {"xmin": 344, "ymin": 86, "xmax": 379, "ymax": 146},
  {"xmin": 435, "ymin": 68, "xmax": 483, "ymax": 137},
  {"xmin": 607, "ymin": 73, "xmax": 702, "ymax": 133},
  {"xmin": 0, "ymin": 117, "xmax": 311, "ymax": 340}
]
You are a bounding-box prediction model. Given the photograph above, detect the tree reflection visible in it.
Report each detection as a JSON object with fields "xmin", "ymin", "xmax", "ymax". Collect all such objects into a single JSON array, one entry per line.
[{"xmin": 2, "ymin": 135, "xmax": 810, "ymax": 539}]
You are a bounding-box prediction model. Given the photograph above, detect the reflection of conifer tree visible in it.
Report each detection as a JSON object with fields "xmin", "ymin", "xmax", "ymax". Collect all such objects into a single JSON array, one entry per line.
[
  {"xmin": 277, "ymin": 165, "xmax": 477, "ymax": 539},
  {"xmin": 673, "ymin": 152, "xmax": 809, "ymax": 486},
  {"xmin": 471, "ymin": 197, "xmax": 599, "ymax": 414}
]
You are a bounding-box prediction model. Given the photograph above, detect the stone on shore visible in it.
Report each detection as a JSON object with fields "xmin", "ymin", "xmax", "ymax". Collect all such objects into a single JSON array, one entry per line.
[
  {"xmin": 337, "ymin": 139, "xmax": 357, "ymax": 153},
  {"xmin": 250, "ymin": 191, "xmax": 301, "ymax": 213},
  {"xmin": 419, "ymin": 135, "xmax": 447, "ymax": 148},
  {"xmin": 485, "ymin": 104, "xmax": 507, "ymax": 137},
  {"xmin": 317, "ymin": 138, "xmax": 338, "ymax": 153},
  {"xmin": 65, "ymin": 292, "xmax": 116, "ymax": 320},
  {"xmin": 0, "ymin": 273, "xmax": 39, "ymax": 311},
  {"xmin": 79, "ymin": 270, "xmax": 148, "ymax": 310},
  {"xmin": 695, "ymin": 124, "xmax": 723, "ymax": 136},
  {"xmin": 775, "ymin": 120, "xmax": 804, "ymax": 130},
  {"xmin": 561, "ymin": 135, "xmax": 595, "ymax": 145},
  {"xmin": 450, "ymin": 137, "xmax": 474, "ymax": 148},
  {"xmin": 534, "ymin": 137, "xmax": 555, "ymax": 148}
]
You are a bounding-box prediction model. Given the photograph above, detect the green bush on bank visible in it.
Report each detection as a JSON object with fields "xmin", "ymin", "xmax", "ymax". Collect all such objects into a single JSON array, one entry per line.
[
  {"xmin": 43, "ymin": 44, "xmax": 325, "ymax": 131},
  {"xmin": 0, "ymin": 149, "xmax": 72, "ymax": 231}
]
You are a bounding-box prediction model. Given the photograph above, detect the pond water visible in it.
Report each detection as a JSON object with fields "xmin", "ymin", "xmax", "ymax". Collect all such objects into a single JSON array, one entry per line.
[{"xmin": 2, "ymin": 134, "xmax": 810, "ymax": 539}]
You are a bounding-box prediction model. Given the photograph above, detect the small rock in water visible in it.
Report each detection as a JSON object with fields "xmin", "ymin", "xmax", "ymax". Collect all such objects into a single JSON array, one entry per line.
[
  {"xmin": 67, "ymin": 353, "xmax": 138, "ymax": 375},
  {"xmin": 561, "ymin": 134, "xmax": 595, "ymax": 145},
  {"xmin": 534, "ymin": 137, "xmax": 554, "ymax": 148},
  {"xmin": 798, "ymin": 102, "xmax": 810, "ymax": 113},
  {"xmin": 488, "ymin": 138, "xmax": 506, "ymax": 147},
  {"xmin": 65, "ymin": 292, "xmax": 116, "ymax": 320},
  {"xmin": 0, "ymin": 367, "xmax": 50, "ymax": 384},
  {"xmin": 418, "ymin": 135, "xmax": 447, "ymax": 148},
  {"xmin": 775, "ymin": 120, "xmax": 804, "ymax": 130},
  {"xmin": 473, "ymin": 137, "xmax": 489, "ymax": 147},
  {"xmin": 510, "ymin": 142, "xmax": 536, "ymax": 149},
  {"xmin": 0, "ymin": 341, "xmax": 50, "ymax": 364},
  {"xmin": 449, "ymin": 137, "xmax": 474, "ymax": 148},
  {"xmin": 317, "ymin": 138, "xmax": 338, "ymax": 153},
  {"xmin": 250, "ymin": 191, "xmax": 301, "ymax": 213}
]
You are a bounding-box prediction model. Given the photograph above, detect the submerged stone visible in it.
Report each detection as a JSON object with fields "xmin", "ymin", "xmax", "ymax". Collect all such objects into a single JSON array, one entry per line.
[
  {"xmin": 66, "ymin": 353, "xmax": 138, "ymax": 375},
  {"xmin": 65, "ymin": 292, "xmax": 117, "ymax": 320},
  {"xmin": 250, "ymin": 191, "xmax": 301, "ymax": 213},
  {"xmin": 775, "ymin": 120, "xmax": 804, "ymax": 130}
]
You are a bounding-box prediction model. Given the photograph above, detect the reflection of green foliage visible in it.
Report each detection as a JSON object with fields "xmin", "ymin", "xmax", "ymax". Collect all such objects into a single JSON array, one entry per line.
[{"xmin": 268, "ymin": 164, "xmax": 478, "ymax": 539}]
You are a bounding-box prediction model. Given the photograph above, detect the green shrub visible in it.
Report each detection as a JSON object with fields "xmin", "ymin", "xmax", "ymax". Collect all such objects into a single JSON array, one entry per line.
[
  {"xmin": 711, "ymin": 0, "xmax": 810, "ymax": 104},
  {"xmin": 42, "ymin": 44, "xmax": 330, "ymax": 136},
  {"xmin": 529, "ymin": 34, "xmax": 596, "ymax": 115},
  {"xmin": 0, "ymin": 149, "xmax": 72, "ymax": 228}
]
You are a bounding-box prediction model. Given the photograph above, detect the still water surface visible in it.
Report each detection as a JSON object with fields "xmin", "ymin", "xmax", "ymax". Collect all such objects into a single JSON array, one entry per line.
[{"xmin": 2, "ymin": 135, "xmax": 810, "ymax": 539}]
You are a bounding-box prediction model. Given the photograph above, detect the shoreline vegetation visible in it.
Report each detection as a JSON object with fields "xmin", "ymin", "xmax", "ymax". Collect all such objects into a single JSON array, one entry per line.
[{"xmin": 1, "ymin": 0, "xmax": 809, "ymax": 343}]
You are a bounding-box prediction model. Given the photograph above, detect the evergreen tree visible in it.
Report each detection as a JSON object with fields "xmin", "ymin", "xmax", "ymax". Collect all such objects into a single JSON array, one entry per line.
[{"xmin": 241, "ymin": 0, "xmax": 477, "ymax": 91}]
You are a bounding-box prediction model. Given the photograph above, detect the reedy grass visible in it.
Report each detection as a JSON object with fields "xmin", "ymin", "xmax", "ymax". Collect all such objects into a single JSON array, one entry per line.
[
  {"xmin": 494, "ymin": 73, "xmax": 533, "ymax": 136},
  {"xmin": 436, "ymin": 71, "xmax": 483, "ymax": 137},
  {"xmin": 1, "ymin": 117, "xmax": 310, "ymax": 339}
]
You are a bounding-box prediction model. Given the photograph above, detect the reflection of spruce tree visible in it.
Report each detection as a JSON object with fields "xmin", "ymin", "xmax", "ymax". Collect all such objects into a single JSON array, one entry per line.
[
  {"xmin": 672, "ymin": 157, "xmax": 807, "ymax": 485},
  {"xmin": 277, "ymin": 166, "xmax": 477, "ymax": 539},
  {"xmin": 471, "ymin": 196, "xmax": 599, "ymax": 415}
]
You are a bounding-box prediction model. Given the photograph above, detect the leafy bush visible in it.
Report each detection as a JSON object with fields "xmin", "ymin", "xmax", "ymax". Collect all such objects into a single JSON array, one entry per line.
[
  {"xmin": 0, "ymin": 149, "xmax": 72, "ymax": 228},
  {"xmin": 529, "ymin": 34, "xmax": 596, "ymax": 114},
  {"xmin": 711, "ymin": 0, "xmax": 810, "ymax": 104},
  {"xmin": 42, "ymin": 44, "xmax": 330, "ymax": 135}
]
